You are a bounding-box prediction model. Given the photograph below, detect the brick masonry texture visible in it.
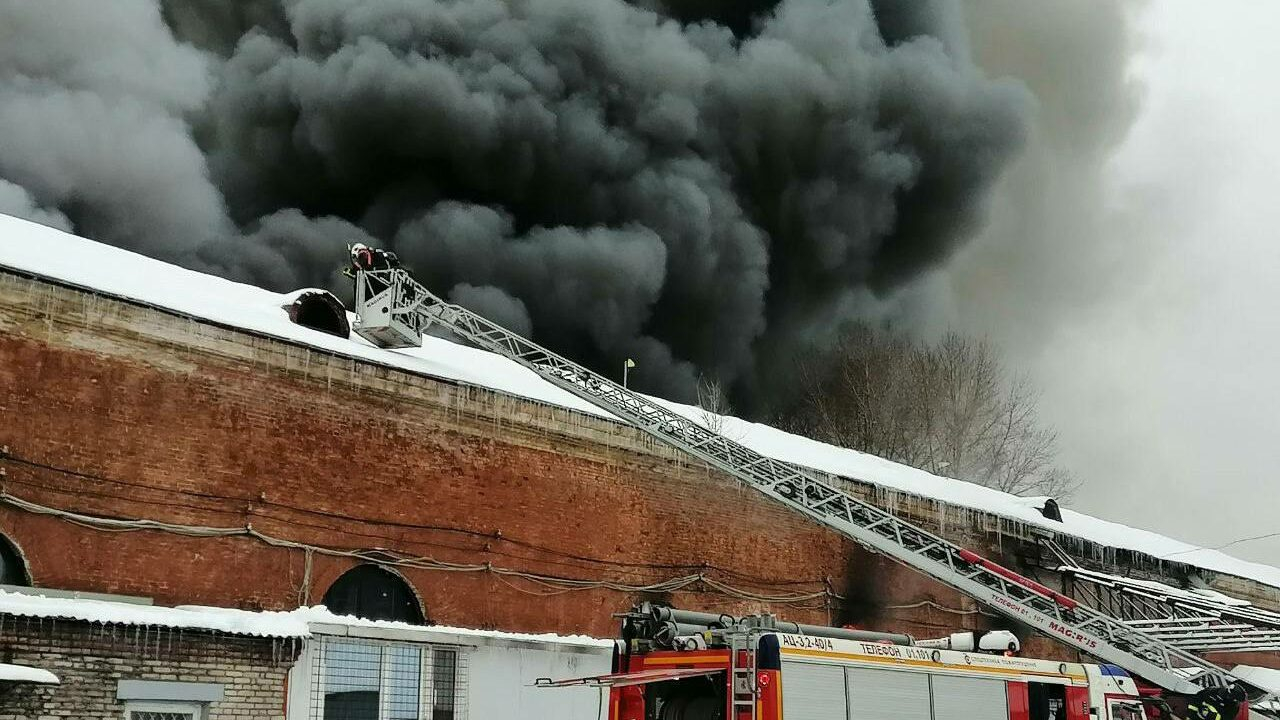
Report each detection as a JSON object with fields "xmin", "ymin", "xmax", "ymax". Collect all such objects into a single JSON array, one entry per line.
[
  {"xmin": 0, "ymin": 615, "xmax": 297, "ymax": 719},
  {"xmin": 0, "ymin": 270, "xmax": 1275, "ymax": 668}
]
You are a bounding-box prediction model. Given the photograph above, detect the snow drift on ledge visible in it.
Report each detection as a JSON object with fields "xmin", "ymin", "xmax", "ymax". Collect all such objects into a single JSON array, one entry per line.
[
  {"xmin": 1, "ymin": 212, "xmax": 1276, "ymax": 592},
  {"xmin": 0, "ymin": 589, "xmax": 609, "ymax": 646}
]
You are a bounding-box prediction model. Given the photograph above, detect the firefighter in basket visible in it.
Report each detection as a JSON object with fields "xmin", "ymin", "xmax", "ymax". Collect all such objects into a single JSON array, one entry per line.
[
  {"xmin": 1185, "ymin": 684, "xmax": 1247, "ymax": 720},
  {"xmin": 344, "ymin": 242, "xmax": 404, "ymax": 297},
  {"xmin": 346, "ymin": 242, "xmax": 401, "ymax": 274}
]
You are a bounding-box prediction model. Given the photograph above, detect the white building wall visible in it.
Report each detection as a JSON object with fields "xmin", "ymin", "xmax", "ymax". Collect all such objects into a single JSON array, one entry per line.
[
  {"xmin": 287, "ymin": 626, "xmax": 612, "ymax": 720},
  {"xmin": 467, "ymin": 644, "xmax": 610, "ymax": 720}
]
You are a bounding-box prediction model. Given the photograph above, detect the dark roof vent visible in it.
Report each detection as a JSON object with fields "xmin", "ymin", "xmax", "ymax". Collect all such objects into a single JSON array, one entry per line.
[
  {"xmin": 283, "ymin": 290, "xmax": 350, "ymax": 339},
  {"xmin": 1040, "ymin": 498, "xmax": 1063, "ymax": 522}
]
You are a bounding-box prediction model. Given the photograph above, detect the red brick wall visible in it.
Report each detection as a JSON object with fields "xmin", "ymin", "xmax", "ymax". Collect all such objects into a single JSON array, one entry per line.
[
  {"xmin": 0, "ymin": 273, "xmax": 1064, "ymax": 654},
  {"xmin": 1206, "ymin": 651, "xmax": 1280, "ymax": 671}
]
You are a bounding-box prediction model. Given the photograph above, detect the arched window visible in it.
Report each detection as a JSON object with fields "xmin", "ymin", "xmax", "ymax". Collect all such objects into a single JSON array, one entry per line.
[
  {"xmin": 0, "ymin": 532, "xmax": 30, "ymax": 586},
  {"xmin": 322, "ymin": 565, "xmax": 424, "ymax": 624}
]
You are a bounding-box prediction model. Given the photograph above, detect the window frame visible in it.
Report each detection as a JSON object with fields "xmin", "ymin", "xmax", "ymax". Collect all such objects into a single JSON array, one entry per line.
[
  {"xmin": 315, "ymin": 637, "xmax": 463, "ymax": 720},
  {"xmin": 122, "ymin": 699, "xmax": 205, "ymax": 720},
  {"xmin": 428, "ymin": 646, "xmax": 459, "ymax": 720},
  {"xmin": 1107, "ymin": 698, "xmax": 1145, "ymax": 720}
]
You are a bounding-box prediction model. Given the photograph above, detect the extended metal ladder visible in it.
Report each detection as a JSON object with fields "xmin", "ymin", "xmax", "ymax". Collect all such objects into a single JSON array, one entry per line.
[
  {"xmin": 1063, "ymin": 564, "xmax": 1280, "ymax": 653},
  {"xmin": 350, "ymin": 265, "xmax": 1261, "ymax": 698}
]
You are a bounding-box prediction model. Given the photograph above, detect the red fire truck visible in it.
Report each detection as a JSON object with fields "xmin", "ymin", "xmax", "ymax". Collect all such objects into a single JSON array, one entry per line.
[{"xmin": 540, "ymin": 604, "xmax": 1237, "ymax": 720}]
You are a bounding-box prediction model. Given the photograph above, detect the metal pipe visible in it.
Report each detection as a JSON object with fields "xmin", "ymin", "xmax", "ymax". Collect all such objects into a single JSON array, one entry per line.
[
  {"xmin": 653, "ymin": 621, "xmax": 710, "ymax": 646},
  {"xmin": 638, "ymin": 604, "xmax": 912, "ymax": 646},
  {"xmin": 770, "ymin": 620, "xmax": 914, "ymax": 646},
  {"xmin": 647, "ymin": 605, "xmax": 735, "ymax": 629}
]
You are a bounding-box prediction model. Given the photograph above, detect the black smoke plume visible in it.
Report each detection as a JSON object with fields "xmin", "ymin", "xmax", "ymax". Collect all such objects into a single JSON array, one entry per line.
[{"xmin": 0, "ymin": 0, "xmax": 1029, "ymax": 407}]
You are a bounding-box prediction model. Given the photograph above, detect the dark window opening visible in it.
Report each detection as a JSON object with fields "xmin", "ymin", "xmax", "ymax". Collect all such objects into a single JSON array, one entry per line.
[
  {"xmin": 322, "ymin": 691, "xmax": 378, "ymax": 720},
  {"xmin": 284, "ymin": 290, "xmax": 350, "ymax": 338},
  {"xmin": 323, "ymin": 565, "xmax": 424, "ymax": 624},
  {"xmin": 646, "ymin": 676, "xmax": 724, "ymax": 720},
  {"xmin": 0, "ymin": 533, "xmax": 29, "ymax": 586},
  {"xmin": 1028, "ymin": 681, "xmax": 1067, "ymax": 720}
]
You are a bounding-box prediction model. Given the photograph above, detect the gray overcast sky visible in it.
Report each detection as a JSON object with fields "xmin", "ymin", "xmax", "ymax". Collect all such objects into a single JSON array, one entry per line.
[{"xmin": 942, "ymin": 2, "xmax": 1280, "ymax": 566}]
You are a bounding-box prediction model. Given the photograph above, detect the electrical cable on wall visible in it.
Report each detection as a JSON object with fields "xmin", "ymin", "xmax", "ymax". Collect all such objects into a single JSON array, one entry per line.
[
  {"xmin": 0, "ymin": 449, "xmax": 830, "ymax": 586},
  {"xmin": 0, "ymin": 449, "xmax": 1006, "ymax": 619},
  {"xmin": 0, "ymin": 491, "xmax": 836, "ymax": 606},
  {"xmin": 884, "ymin": 599, "xmax": 1000, "ymax": 619}
]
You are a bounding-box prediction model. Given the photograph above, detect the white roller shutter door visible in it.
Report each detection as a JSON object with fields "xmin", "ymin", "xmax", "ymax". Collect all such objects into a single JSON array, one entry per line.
[
  {"xmin": 844, "ymin": 666, "xmax": 932, "ymax": 720},
  {"xmin": 930, "ymin": 674, "xmax": 1007, "ymax": 720},
  {"xmin": 781, "ymin": 662, "xmax": 847, "ymax": 720}
]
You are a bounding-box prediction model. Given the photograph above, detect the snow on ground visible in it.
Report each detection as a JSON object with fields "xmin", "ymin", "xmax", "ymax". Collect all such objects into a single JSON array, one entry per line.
[
  {"xmin": 2, "ymin": 213, "xmax": 1278, "ymax": 591},
  {"xmin": 0, "ymin": 589, "xmax": 610, "ymax": 647}
]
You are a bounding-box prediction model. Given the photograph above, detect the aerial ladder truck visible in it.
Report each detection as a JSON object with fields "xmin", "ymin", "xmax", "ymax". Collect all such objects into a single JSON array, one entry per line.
[{"xmin": 346, "ymin": 251, "xmax": 1274, "ymax": 719}]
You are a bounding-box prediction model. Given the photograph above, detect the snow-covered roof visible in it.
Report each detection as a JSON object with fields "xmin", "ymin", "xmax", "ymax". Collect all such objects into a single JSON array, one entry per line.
[
  {"xmin": 0, "ymin": 589, "xmax": 610, "ymax": 648},
  {"xmin": 0, "ymin": 588, "xmax": 306, "ymax": 637},
  {"xmin": 1231, "ymin": 665, "xmax": 1280, "ymax": 694},
  {"xmin": 1062, "ymin": 566, "xmax": 1258, "ymax": 608},
  {"xmin": 2, "ymin": 213, "xmax": 1279, "ymax": 591},
  {"xmin": 0, "ymin": 662, "xmax": 59, "ymax": 684}
]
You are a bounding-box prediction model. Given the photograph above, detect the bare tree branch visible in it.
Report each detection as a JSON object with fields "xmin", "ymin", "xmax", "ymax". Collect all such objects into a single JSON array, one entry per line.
[
  {"xmin": 777, "ymin": 323, "xmax": 1079, "ymax": 501},
  {"xmin": 696, "ymin": 374, "xmax": 741, "ymax": 440}
]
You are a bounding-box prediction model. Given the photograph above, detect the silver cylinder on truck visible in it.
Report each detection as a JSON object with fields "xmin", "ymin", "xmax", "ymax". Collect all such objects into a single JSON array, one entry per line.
[
  {"xmin": 653, "ymin": 621, "xmax": 711, "ymax": 646},
  {"xmin": 630, "ymin": 603, "xmax": 913, "ymax": 647},
  {"xmin": 647, "ymin": 605, "xmax": 734, "ymax": 628},
  {"xmin": 769, "ymin": 620, "xmax": 913, "ymax": 646}
]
